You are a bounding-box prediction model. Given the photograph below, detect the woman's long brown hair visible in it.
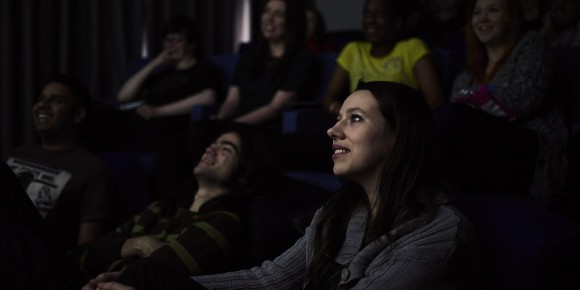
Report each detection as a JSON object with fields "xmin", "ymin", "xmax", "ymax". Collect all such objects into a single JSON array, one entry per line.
[
  {"xmin": 465, "ymin": 0, "xmax": 524, "ymax": 84},
  {"xmin": 304, "ymin": 81, "xmax": 440, "ymax": 289}
]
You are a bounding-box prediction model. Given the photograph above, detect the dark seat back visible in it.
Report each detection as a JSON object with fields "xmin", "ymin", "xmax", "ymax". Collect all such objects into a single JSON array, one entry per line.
[
  {"xmin": 456, "ymin": 195, "xmax": 580, "ymax": 289},
  {"xmin": 240, "ymin": 176, "xmax": 332, "ymax": 268}
]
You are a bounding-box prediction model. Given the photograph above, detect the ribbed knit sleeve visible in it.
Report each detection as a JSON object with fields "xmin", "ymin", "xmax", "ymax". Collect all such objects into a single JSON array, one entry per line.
[{"xmin": 191, "ymin": 209, "xmax": 322, "ymax": 290}]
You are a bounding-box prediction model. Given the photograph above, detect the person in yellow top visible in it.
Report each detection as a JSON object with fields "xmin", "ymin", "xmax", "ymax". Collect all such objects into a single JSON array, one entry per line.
[{"xmin": 323, "ymin": 0, "xmax": 444, "ymax": 113}]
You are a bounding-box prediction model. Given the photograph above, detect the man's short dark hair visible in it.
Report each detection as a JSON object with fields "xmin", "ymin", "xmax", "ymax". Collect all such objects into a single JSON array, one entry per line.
[
  {"xmin": 43, "ymin": 74, "xmax": 91, "ymax": 110},
  {"xmin": 162, "ymin": 15, "xmax": 201, "ymax": 57}
]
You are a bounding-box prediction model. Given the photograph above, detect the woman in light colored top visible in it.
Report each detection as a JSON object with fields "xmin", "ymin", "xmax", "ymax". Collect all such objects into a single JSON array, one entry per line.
[
  {"xmin": 83, "ymin": 81, "xmax": 478, "ymax": 290},
  {"xmin": 323, "ymin": 0, "xmax": 445, "ymax": 113}
]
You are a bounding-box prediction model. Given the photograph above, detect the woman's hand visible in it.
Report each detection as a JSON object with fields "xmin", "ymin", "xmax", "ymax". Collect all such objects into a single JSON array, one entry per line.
[
  {"xmin": 121, "ymin": 236, "xmax": 166, "ymax": 258},
  {"xmin": 81, "ymin": 272, "xmax": 133, "ymax": 290}
]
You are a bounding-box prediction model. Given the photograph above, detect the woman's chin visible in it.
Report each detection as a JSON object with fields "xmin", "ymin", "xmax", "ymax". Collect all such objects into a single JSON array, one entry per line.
[{"xmin": 332, "ymin": 168, "xmax": 348, "ymax": 179}]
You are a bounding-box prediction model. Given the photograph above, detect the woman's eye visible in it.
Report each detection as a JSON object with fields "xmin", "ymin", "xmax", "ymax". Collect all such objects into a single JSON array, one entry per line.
[{"xmin": 350, "ymin": 115, "xmax": 363, "ymax": 123}]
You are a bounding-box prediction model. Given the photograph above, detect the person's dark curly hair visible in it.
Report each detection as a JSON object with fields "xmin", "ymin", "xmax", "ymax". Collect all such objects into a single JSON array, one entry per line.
[{"xmin": 162, "ymin": 15, "xmax": 202, "ymax": 58}]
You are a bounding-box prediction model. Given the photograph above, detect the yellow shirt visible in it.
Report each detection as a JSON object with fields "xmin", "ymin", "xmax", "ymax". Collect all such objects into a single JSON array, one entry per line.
[{"xmin": 337, "ymin": 38, "xmax": 430, "ymax": 92}]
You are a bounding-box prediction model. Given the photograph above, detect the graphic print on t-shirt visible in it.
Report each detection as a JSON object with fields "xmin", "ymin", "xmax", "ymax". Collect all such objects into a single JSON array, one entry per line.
[{"xmin": 6, "ymin": 157, "xmax": 72, "ymax": 218}]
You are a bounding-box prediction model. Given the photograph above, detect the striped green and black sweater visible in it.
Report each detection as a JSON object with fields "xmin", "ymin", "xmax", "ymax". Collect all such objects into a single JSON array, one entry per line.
[{"xmin": 74, "ymin": 196, "xmax": 245, "ymax": 276}]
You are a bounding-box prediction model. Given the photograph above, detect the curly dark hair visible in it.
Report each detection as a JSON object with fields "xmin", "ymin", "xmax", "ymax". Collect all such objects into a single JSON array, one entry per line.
[{"xmin": 162, "ymin": 15, "xmax": 202, "ymax": 58}]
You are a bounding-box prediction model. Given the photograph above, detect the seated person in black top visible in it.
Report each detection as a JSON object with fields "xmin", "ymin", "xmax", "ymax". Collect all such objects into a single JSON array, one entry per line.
[
  {"xmin": 93, "ymin": 15, "xmax": 221, "ymax": 151},
  {"xmin": 212, "ymin": 0, "xmax": 316, "ymax": 135}
]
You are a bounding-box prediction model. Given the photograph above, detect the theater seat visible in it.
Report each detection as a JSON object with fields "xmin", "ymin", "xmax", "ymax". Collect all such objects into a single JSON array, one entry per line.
[
  {"xmin": 284, "ymin": 170, "xmax": 341, "ymax": 193},
  {"xmin": 553, "ymin": 47, "xmax": 580, "ymax": 135},
  {"xmin": 240, "ymin": 176, "xmax": 332, "ymax": 268},
  {"xmin": 456, "ymin": 195, "xmax": 580, "ymax": 289},
  {"xmin": 282, "ymin": 52, "xmax": 337, "ymax": 135},
  {"xmin": 99, "ymin": 152, "xmax": 154, "ymax": 224}
]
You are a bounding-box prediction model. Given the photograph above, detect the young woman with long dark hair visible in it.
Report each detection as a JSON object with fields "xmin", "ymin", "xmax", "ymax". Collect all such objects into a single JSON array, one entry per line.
[{"xmin": 213, "ymin": 0, "xmax": 315, "ymax": 134}]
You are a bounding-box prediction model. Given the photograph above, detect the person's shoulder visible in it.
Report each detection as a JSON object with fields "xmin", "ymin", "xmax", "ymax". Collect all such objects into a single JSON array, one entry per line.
[
  {"xmin": 436, "ymin": 205, "xmax": 465, "ymax": 225},
  {"xmin": 521, "ymin": 30, "xmax": 542, "ymax": 43},
  {"xmin": 517, "ymin": 30, "xmax": 548, "ymax": 52},
  {"xmin": 341, "ymin": 41, "xmax": 370, "ymax": 52},
  {"xmin": 5, "ymin": 145, "xmax": 47, "ymax": 161},
  {"xmin": 338, "ymin": 42, "xmax": 371, "ymax": 62},
  {"xmin": 396, "ymin": 37, "xmax": 429, "ymax": 49},
  {"xmin": 412, "ymin": 203, "xmax": 465, "ymax": 240},
  {"xmin": 65, "ymin": 147, "xmax": 110, "ymax": 171}
]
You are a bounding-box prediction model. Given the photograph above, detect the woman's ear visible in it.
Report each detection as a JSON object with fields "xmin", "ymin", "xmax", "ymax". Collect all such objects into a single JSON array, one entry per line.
[{"xmin": 74, "ymin": 107, "xmax": 87, "ymax": 124}]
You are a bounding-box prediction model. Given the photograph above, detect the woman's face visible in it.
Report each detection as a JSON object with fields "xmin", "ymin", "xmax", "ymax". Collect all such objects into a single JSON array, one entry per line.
[
  {"xmin": 327, "ymin": 90, "xmax": 396, "ymax": 189},
  {"xmin": 363, "ymin": 0, "xmax": 399, "ymax": 45},
  {"xmin": 471, "ymin": 0, "xmax": 510, "ymax": 47},
  {"xmin": 261, "ymin": 0, "xmax": 287, "ymax": 43},
  {"xmin": 193, "ymin": 132, "xmax": 242, "ymax": 183},
  {"xmin": 163, "ymin": 32, "xmax": 193, "ymax": 60}
]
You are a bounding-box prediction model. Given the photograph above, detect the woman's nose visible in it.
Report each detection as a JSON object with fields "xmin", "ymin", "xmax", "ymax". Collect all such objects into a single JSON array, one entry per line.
[
  {"xmin": 262, "ymin": 11, "xmax": 272, "ymax": 22},
  {"xmin": 327, "ymin": 122, "xmax": 344, "ymax": 139},
  {"xmin": 478, "ymin": 11, "xmax": 489, "ymax": 21}
]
